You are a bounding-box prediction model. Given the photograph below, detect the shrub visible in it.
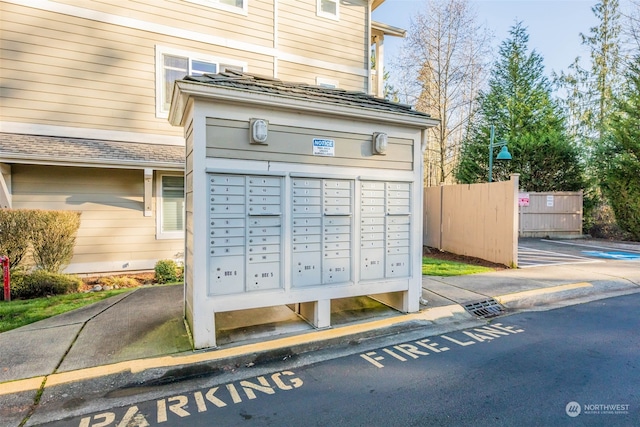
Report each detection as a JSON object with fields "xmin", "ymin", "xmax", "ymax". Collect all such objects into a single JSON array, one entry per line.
[
  {"xmin": 155, "ymin": 259, "xmax": 183, "ymax": 284},
  {"xmin": 0, "ymin": 209, "xmax": 35, "ymax": 270},
  {"xmin": 30, "ymin": 210, "xmax": 81, "ymax": 273},
  {"xmin": 97, "ymin": 276, "xmax": 140, "ymax": 288},
  {"xmin": 9, "ymin": 270, "xmax": 82, "ymax": 299}
]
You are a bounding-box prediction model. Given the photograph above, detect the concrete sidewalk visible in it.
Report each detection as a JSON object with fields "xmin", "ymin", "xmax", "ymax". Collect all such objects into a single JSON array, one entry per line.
[{"xmin": 1, "ymin": 258, "xmax": 639, "ymax": 426}]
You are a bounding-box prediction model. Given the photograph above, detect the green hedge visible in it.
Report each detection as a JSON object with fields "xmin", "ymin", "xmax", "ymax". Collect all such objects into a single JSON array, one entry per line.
[
  {"xmin": 0, "ymin": 209, "xmax": 35, "ymax": 270},
  {"xmin": 0, "ymin": 209, "xmax": 81, "ymax": 273},
  {"xmin": 7, "ymin": 270, "xmax": 82, "ymax": 300},
  {"xmin": 154, "ymin": 259, "xmax": 184, "ymax": 284}
]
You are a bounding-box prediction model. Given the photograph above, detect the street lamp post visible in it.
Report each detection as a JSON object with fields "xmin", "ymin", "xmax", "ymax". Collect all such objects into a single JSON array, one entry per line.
[{"xmin": 488, "ymin": 124, "xmax": 512, "ymax": 182}]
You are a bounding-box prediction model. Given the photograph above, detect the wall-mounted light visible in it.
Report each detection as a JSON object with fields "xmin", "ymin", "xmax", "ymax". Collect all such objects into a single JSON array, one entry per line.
[
  {"xmin": 250, "ymin": 118, "xmax": 269, "ymax": 144},
  {"xmin": 372, "ymin": 132, "xmax": 388, "ymax": 155}
]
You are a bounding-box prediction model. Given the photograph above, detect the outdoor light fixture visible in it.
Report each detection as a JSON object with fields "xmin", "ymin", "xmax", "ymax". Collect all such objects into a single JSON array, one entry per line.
[
  {"xmin": 372, "ymin": 132, "xmax": 388, "ymax": 155},
  {"xmin": 250, "ymin": 118, "xmax": 268, "ymax": 144},
  {"xmin": 488, "ymin": 125, "xmax": 511, "ymax": 182}
]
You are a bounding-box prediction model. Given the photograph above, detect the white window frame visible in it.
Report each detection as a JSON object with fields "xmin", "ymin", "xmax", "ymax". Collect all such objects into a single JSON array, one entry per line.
[
  {"xmin": 185, "ymin": 0, "xmax": 248, "ymax": 15},
  {"xmin": 316, "ymin": 77, "xmax": 339, "ymax": 88},
  {"xmin": 155, "ymin": 46, "xmax": 247, "ymax": 118},
  {"xmin": 156, "ymin": 172, "xmax": 185, "ymax": 240},
  {"xmin": 317, "ymin": 0, "xmax": 339, "ymax": 21}
]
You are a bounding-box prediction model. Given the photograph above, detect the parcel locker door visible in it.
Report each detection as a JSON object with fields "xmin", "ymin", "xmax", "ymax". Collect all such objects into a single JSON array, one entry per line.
[
  {"xmin": 293, "ymin": 252, "xmax": 322, "ymax": 286},
  {"xmin": 360, "ymin": 248, "xmax": 385, "ymax": 280},
  {"xmin": 210, "ymin": 256, "xmax": 245, "ymax": 294},
  {"xmin": 322, "ymin": 255, "xmax": 351, "ymax": 284}
]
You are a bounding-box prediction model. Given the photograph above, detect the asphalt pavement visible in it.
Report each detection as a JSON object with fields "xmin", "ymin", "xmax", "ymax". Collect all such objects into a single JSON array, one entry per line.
[
  {"xmin": 0, "ymin": 238, "xmax": 639, "ymax": 426},
  {"xmin": 39, "ymin": 292, "xmax": 640, "ymax": 427}
]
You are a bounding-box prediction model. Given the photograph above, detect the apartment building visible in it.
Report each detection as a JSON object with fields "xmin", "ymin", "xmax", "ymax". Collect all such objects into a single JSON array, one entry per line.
[{"xmin": 0, "ymin": 0, "xmax": 403, "ymax": 274}]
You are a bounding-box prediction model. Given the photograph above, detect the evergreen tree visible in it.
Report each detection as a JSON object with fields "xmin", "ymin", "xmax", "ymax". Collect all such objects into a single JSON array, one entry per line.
[
  {"xmin": 598, "ymin": 55, "xmax": 640, "ymax": 239},
  {"xmin": 456, "ymin": 22, "xmax": 584, "ymax": 191},
  {"xmin": 581, "ymin": 0, "xmax": 622, "ymax": 138}
]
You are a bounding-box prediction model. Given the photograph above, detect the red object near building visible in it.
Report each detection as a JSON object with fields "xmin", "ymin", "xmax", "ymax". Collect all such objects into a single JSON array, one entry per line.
[{"xmin": 1, "ymin": 256, "xmax": 9, "ymax": 302}]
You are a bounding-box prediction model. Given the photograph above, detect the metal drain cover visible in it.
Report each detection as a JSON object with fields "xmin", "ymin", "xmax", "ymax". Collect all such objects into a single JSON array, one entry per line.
[{"xmin": 463, "ymin": 298, "xmax": 505, "ymax": 318}]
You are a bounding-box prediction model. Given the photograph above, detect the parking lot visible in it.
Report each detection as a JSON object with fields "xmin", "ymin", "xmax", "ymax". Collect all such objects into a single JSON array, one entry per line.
[{"xmin": 518, "ymin": 238, "xmax": 640, "ymax": 268}]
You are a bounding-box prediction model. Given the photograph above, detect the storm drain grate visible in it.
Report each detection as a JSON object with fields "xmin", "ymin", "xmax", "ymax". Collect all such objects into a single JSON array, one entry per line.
[{"xmin": 463, "ymin": 298, "xmax": 505, "ymax": 318}]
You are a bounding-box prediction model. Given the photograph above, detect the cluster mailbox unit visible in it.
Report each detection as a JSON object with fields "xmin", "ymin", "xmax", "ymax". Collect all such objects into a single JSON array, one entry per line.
[{"xmin": 169, "ymin": 72, "xmax": 437, "ymax": 349}]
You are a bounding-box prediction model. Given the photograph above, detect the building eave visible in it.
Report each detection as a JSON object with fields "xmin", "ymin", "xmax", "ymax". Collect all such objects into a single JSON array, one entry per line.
[{"xmin": 372, "ymin": 21, "xmax": 406, "ymax": 38}]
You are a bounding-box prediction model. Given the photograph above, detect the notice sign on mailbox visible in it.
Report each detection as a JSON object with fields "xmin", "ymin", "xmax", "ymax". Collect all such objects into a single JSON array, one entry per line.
[{"xmin": 313, "ymin": 138, "xmax": 335, "ymax": 157}]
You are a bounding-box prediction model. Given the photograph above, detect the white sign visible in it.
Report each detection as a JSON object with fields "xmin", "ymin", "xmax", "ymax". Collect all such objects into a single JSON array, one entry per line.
[
  {"xmin": 546, "ymin": 195, "xmax": 554, "ymax": 207},
  {"xmin": 312, "ymin": 138, "xmax": 335, "ymax": 157},
  {"xmin": 518, "ymin": 193, "xmax": 530, "ymax": 207}
]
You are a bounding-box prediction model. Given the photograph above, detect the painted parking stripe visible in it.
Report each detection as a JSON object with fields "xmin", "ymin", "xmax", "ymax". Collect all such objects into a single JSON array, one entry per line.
[
  {"xmin": 518, "ymin": 246, "xmax": 601, "ymax": 268},
  {"xmin": 540, "ymin": 239, "xmax": 640, "ymax": 253}
]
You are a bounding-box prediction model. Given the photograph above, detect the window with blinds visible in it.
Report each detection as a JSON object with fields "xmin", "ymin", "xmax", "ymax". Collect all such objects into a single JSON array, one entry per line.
[{"xmin": 159, "ymin": 175, "xmax": 184, "ymax": 237}]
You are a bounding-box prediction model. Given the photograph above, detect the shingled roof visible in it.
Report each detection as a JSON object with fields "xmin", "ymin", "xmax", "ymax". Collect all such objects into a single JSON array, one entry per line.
[
  {"xmin": 182, "ymin": 71, "xmax": 431, "ymax": 119},
  {"xmin": 0, "ymin": 133, "xmax": 184, "ymax": 170}
]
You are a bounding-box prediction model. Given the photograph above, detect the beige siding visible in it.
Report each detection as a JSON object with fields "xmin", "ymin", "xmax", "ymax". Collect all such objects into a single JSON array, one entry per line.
[
  {"xmin": 205, "ymin": 119, "xmax": 413, "ymax": 170},
  {"xmin": 54, "ymin": 0, "xmax": 275, "ymax": 48},
  {"xmin": 0, "ymin": 2, "xmax": 272, "ymax": 137},
  {"xmin": 277, "ymin": 60, "xmax": 366, "ymax": 92},
  {"xmin": 1, "ymin": 1, "xmax": 370, "ymax": 138},
  {"xmin": 278, "ymin": 0, "xmax": 368, "ymax": 70},
  {"xmin": 11, "ymin": 165, "xmax": 183, "ymax": 272}
]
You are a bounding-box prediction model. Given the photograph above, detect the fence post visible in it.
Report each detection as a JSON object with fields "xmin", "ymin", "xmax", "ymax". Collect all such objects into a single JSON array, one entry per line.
[{"xmin": 510, "ymin": 174, "xmax": 520, "ymax": 268}]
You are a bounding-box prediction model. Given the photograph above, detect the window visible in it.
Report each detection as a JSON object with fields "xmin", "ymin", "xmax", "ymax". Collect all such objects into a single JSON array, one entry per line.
[
  {"xmin": 156, "ymin": 46, "xmax": 247, "ymax": 117},
  {"xmin": 317, "ymin": 0, "xmax": 339, "ymax": 20},
  {"xmin": 157, "ymin": 174, "xmax": 184, "ymax": 239},
  {"xmin": 185, "ymin": 0, "xmax": 247, "ymax": 15}
]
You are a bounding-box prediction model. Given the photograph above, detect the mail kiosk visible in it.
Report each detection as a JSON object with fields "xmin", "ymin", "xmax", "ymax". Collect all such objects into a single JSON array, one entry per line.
[{"xmin": 169, "ymin": 72, "xmax": 438, "ymax": 349}]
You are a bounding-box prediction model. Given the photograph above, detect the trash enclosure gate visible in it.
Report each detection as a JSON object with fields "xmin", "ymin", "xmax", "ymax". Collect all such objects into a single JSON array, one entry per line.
[{"xmin": 169, "ymin": 73, "xmax": 437, "ymax": 349}]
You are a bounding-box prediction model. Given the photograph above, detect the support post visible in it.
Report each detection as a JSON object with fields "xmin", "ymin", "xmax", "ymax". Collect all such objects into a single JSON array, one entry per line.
[{"xmin": 143, "ymin": 168, "xmax": 153, "ymax": 217}]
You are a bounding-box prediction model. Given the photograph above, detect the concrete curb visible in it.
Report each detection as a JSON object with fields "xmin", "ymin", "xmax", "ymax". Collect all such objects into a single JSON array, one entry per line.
[{"xmin": 5, "ymin": 279, "xmax": 639, "ymax": 399}]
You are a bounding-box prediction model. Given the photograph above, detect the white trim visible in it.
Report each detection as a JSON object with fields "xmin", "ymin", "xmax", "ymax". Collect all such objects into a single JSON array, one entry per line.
[
  {"xmin": 0, "ymin": 164, "xmax": 12, "ymax": 209},
  {"xmin": 156, "ymin": 172, "xmax": 186, "ymax": 240},
  {"xmin": 316, "ymin": 77, "xmax": 339, "ymax": 88},
  {"xmin": 317, "ymin": 0, "xmax": 339, "ymax": 21},
  {"xmin": 0, "ymin": 122, "xmax": 184, "ymax": 146},
  {"xmin": 5, "ymin": 0, "xmax": 366, "ymax": 78},
  {"xmin": 184, "ymin": 0, "xmax": 248, "ymax": 16},
  {"xmin": 155, "ymin": 45, "xmax": 247, "ymax": 118},
  {"xmin": 63, "ymin": 258, "xmax": 163, "ymax": 275}
]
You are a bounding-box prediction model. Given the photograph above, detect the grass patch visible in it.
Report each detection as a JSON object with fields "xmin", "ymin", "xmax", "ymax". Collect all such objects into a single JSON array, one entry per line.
[
  {"xmin": 422, "ymin": 257, "xmax": 494, "ymax": 276},
  {"xmin": 0, "ymin": 288, "xmax": 132, "ymax": 333}
]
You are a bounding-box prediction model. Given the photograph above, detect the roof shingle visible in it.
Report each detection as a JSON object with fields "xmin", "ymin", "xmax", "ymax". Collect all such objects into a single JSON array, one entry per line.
[
  {"xmin": 0, "ymin": 133, "xmax": 184, "ymax": 169},
  {"xmin": 183, "ymin": 71, "xmax": 431, "ymax": 119}
]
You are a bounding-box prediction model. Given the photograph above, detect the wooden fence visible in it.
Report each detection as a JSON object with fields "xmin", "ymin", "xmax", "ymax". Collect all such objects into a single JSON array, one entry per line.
[
  {"xmin": 518, "ymin": 191, "xmax": 583, "ymax": 237},
  {"xmin": 424, "ymin": 175, "xmax": 519, "ymax": 267}
]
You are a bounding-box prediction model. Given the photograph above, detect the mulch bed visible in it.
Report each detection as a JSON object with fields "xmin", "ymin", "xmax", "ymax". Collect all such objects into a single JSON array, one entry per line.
[{"xmin": 423, "ymin": 247, "xmax": 507, "ymax": 270}]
